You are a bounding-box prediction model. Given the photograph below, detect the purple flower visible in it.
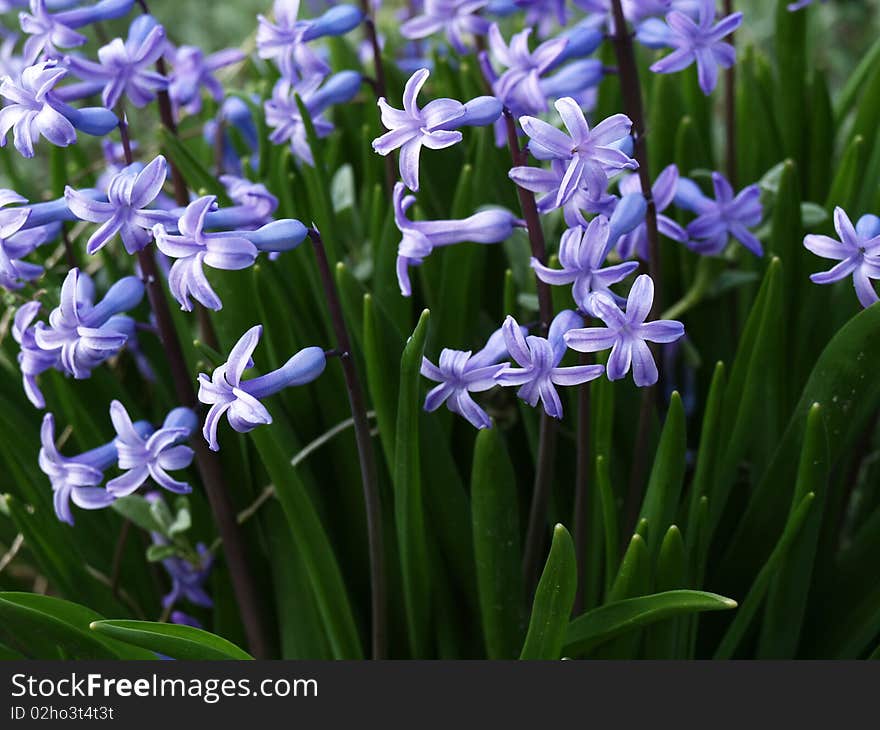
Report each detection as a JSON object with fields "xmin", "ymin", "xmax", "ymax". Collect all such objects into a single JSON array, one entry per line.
[
  {"xmin": 106, "ymin": 401, "xmax": 196, "ymax": 497},
  {"xmin": 518, "ymin": 98, "xmax": 637, "ymax": 206},
  {"xmin": 532, "ymin": 216, "xmax": 639, "ymax": 312},
  {"xmin": 564, "ymin": 274, "xmax": 684, "ymax": 386},
  {"xmin": 616, "ymin": 164, "xmax": 688, "ymax": 260},
  {"xmin": 166, "ymin": 44, "xmax": 244, "ymax": 115},
  {"xmin": 197, "ymin": 325, "xmax": 326, "ymax": 450},
  {"xmin": 204, "ymin": 95, "xmax": 259, "ymax": 175},
  {"xmin": 65, "ymin": 155, "xmax": 175, "ymax": 254},
  {"xmin": 158, "ymin": 539, "xmax": 213, "ymax": 609},
  {"xmin": 420, "ymin": 327, "xmax": 512, "ymax": 429},
  {"xmin": 31, "ymin": 267, "xmax": 144, "ymax": 380},
  {"xmin": 38, "ymin": 412, "xmax": 117, "ymax": 525},
  {"xmin": 649, "ymin": 0, "xmax": 742, "ymax": 95},
  {"xmin": 13, "ymin": 301, "xmax": 57, "ymax": 408},
  {"xmin": 392, "ymin": 182, "xmax": 521, "ymax": 296},
  {"xmin": 66, "ymin": 15, "xmax": 168, "ymax": 109},
  {"xmin": 401, "ymin": 0, "xmax": 490, "ymax": 54},
  {"xmin": 0, "ymin": 189, "xmax": 45, "ymax": 288},
  {"xmin": 787, "ymin": 0, "xmax": 824, "ymax": 10},
  {"xmin": 372, "ymin": 68, "xmax": 465, "ymax": 191},
  {"xmin": 803, "ymin": 207, "xmax": 880, "ymax": 309},
  {"xmin": 0, "ymin": 61, "xmax": 117, "ymax": 157},
  {"xmin": 677, "ymin": 172, "xmax": 763, "ymax": 256},
  {"xmin": 154, "ymin": 195, "xmax": 307, "ymax": 311},
  {"xmin": 19, "ymin": 0, "xmax": 134, "ymax": 64},
  {"xmin": 498, "ymin": 310, "xmax": 604, "ymax": 418}
]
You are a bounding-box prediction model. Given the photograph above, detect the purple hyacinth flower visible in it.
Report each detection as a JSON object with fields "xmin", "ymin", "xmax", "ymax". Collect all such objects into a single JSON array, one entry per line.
[
  {"xmin": 38, "ymin": 412, "xmax": 117, "ymax": 525},
  {"xmin": 564, "ymin": 274, "xmax": 685, "ymax": 386},
  {"xmin": 166, "ymin": 44, "xmax": 244, "ymax": 115},
  {"xmin": 787, "ymin": 0, "xmax": 824, "ymax": 11},
  {"xmin": 498, "ymin": 310, "xmax": 604, "ymax": 418},
  {"xmin": 421, "ymin": 327, "xmax": 513, "ymax": 429},
  {"xmin": 401, "ymin": 0, "xmax": 490, "ymax": 54},
  {"xmin": 392, "ymin": 182, "xmax": 521, "ymax": 296},
  {"xmin": 65, "ymin": 155, "xmax": 176, "ymax": 254},
  {"xmin": 649, "ymin": 0, "xmax": 742, "ymax": 95},
  {"xmin": 19, "ymin": 0, "xmax": 134, "ymax": 64},
  {"xmin": 154, "ymin": 195, "xmax": 306, "ymax": 311},
  {"xmin": 13, "ymin": 301, "xmax": 59, "ymax": 408},
  {"xmin": 532, "ymin": 216, "xmax": 639, "ymax": 313},
  {"xmin": 32, "ymin": 267, "xmax": 144, "ymax": 379},
  {"xmin": 106, "ymin": 401, "xmax": 196, "ymax": 497},
  {"xmin": 518, "ymin": 98, "xmax": 637, "ymax": 206},
  {"xmin": 220, "ymin": 175, "xmax": 279, "ymax": 227},
  {"xmin": 66, "ymin": 15, "xmax": 168, "ymax": 109},
  {"xmin": 0, "ymin": 61, "xmax": 117, "ymax": 157},
  {"xmin": 372, "ymin": 68, "xmax": 465, "ymax": 191},
  {"xmin": 197, "ymin": 325, "xmax": 326, "ymax": 450},
  {"xmin": 803, "ymin": 207, "xmax": 880, "ymax": 309},
  {"xmin": 678, "ymin": 172, "xmax": 763, "ymax": 257},
  {"xmin": 616, "ymin": 164, "xmax": 688, "ymax": 260},
  {"xmin": 509, "ymin": 157, "xmax": 618, "ymax": 226},
  {"xmin": 0, "ymin": 189, "xmax": 40, "ymax": 285},
  {"xmin": 158, "ymin": 539, "xmax": 214, "ymax": 609}
]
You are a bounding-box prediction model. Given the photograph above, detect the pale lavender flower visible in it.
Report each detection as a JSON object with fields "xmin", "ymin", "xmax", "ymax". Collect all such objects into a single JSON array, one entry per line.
[
  {"xmin": 64, "ymin": 155, "xmax": 176, "ymax": 254},
  {"xmin": 518, "ymin": 97, "xmax": 637, "ymax": 207},
  {"xmin": 220, "ymin": 175, "xmax": 278, "ymax": 226},
  {"xmin": 204, "ymin": 96, "xmax": 259, "ymax": 175},
  {"xmin": 13, "ymin": 301, "xmax": 59, "ymax": 408},
  {"xmin": 677, "ymin": 172, "xmax": 763, "ymax": 256},
  {"xmin": 649, "ymin": 0, "xmax": 741, "ymax": 95},
  {"xmin": 197, "ymin": 325, "xmax": 326, "ymax": 450},
  {"xmin": 616, "ymin": 164, "xmax": 688, "ymax": 260},
  {"xmin": 564, "ymin": 274, "xmax": 684, "ymax": 386},
  {"xmin": 532, "ymin": 216, "xmax": 639, "ymax": 312},
  {"xmin": 392, "ymin": 182, "xmax": 521, "ymax": 296},
  {"xmin": 0, "ymin": 61, "xmax": 117, "ymax": 157},
  {"xmin": 421, "ymin": 327, "xmax": 512, "ymax": 429},
  {"xmin": 154, "ymin": 195, "xmax": 307, "ymax": 311},
  {"xmin": 401, "ymin": 0, "xmax": 490, "ymax": 54},
  {"xmin": 65, "ymin": 15, "xmax": 168, "ymax": 109},
  {"xmin": 498, "ymin": 310, "xmax": 604, "ymax": 418},
  {"xmin": 803, "ymin": 207, "xmax": 880, "ymax": 309},
  {"xmin": 32, "ymin": 267, "xmax": 144, "ymax": 380},
  {"xmin": 38, "ymin": 412, "xmax": 117, "ymax": 524},
  {"xmin": 166, "ymin": 44, "xmax": 245, "ymax": 115},
  {"xmin": 106, "ymin": 402, "xmax": 197, "ymax": 497}
]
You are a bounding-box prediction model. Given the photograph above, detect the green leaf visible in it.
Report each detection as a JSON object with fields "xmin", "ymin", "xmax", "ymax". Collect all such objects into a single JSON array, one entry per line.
[
  {"xmin": 638, "ymin": 392, "xmax": 686, "ymax": 557},
  {"xmin": 835, "ymin": 34, "xmax": 880, "ymax": 122},
  {"xmin": 644, "ymin": 526, "xmax": 687, "ymax": 659},
  {"xmin": 90, "ymin": 620, "xmax": 253, "ymax": 660},
  {"xmin": 471, "ymin": 428, "xmax": 523, "ymax": 659},
  {"xmin": 595, "ymin": 454, "xmax": 619, "ymax": 598},
  {"xmin": 519, "ymin": 524, "xmax": 577, "ymax": 660},
  {"xmin": 393, "ymin": 309, "xmax": 433, "ymax": 657},
  {"xmin": 775, "ymin": 0, "xmax": 807, "ymax": 167},
  {"xmin": 564, "ymin": 590, "xmax": 737, "ymax": 657},
  {"xmin": 825, "ymin": 135, "xmax": 865, "ymax": 212}
]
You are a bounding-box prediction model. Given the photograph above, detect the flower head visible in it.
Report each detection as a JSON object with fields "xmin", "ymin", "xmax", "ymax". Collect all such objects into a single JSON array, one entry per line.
[
  {"xmin": 401, "ymin": 0, "xmax": 490, "ymax": 54},
  {"xmin": 649, "ymin": 0, "xmax": 742, "ymax": 95},
  {"xmin": 421, "ymin": 327, "xmax": 513, "ymax": 429},
  {"xmin": 564, "ymin": 274, "xmax": 685, "ymax": 386},
  {"xmin": 197, "ymin": 325, "xmax": 326, "ymax": 450},
  {"xmin": 803, "ymin": 207, "xmax": 880, "ymax": 309},
  {"xmin": 65, "ymin": 155, "xmax": 175, "ymax": 254},
  {"xmin": 498, "ymin": 310, "xmax": 604, "ymax": 418},
  {"xmin": 220, "ymin": 175, "xmax": 279, "ymax": 226},
  {"xmin": 165, "ymin": 44, "xmax": 244, "ymax": 115},
  {"xmin": 106, "ymin": 401, "xmax": 197, "ymax": 497},
  {"xmin": 616, "ymin": 164, "xmax": 688, "ymax": 260}
]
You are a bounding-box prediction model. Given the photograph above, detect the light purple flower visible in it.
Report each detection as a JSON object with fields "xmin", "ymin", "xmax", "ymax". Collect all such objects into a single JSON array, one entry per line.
[
  {"xmin": 803, "ymin": 207, "xmax": 880, "ymax": 309},
  {"xmin": 677, "ymin": 172, "xmax": 763, "ymax": 257},
  {"xmin": 166, "ymin": 44, "xmax": 244, "ymax": 115},
  {"xmin": 649, "ymin": 0, "xmax": 742, "ymax": 95},
  {"xmin": 616, "ymin": 164, "xmax": 688, "ymax": 260},
  {"xmin": 65, "ymin": 155, "xmax": 175, "ymax": 254},
  {"xmin": 106, "ymin": 401, "xmax": 196, "ymax": 497},
  {"xmin": 65, "ymin": 15, "xmax": 168, "ymax": 109},
  {"xmin": 197, "ymin": 325, "xmax": 326, "ymax": 450},
  {"xmin": 32, "ymin": 267, "xmax": 144, "ymax": 380},
  {"xmin": 421, "ymin": 327, "xmax": 512, "ymax": 429},
  {"xmin": 220, "ymin": 175, "xmax": 278, "ymax": 226},
  {"xmin": 0, "ymin": 61, "xmax": 117, "ymax": 157},
  {"xmin": 498, "ymin": 310, "xmax": 604, "ymax": 418},
  {"xmin": 13, "ymin": 301, "xmax": 57, "ymax": 408},
  {"xmin": 401, "ymin": 0, "xmax": 490, "ymax": 54},
  {"xmin": 518, "ymin": 97, "xmax": 637, "ymax": 206},
  {"xmin": 564, "ymin": 274, "xmax": 684, "ymax": 386},
  {"xmin": 532, "ymin": 216, "xmax": 639, "ymax": 312},
  {"xmin": 38, "ymin": 412, "xmax": 117, "ymax": 525},
  {"xmin": 154, "ymin": 195, "xmax": 307, "ymax": 311},
  {"xmin": 0, "ymin": 189, "xmax": 44, "ymax": 288},
  {"xmin": 392, "ymin": 182, "xmax": 521, "ymax": 296}
]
